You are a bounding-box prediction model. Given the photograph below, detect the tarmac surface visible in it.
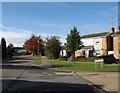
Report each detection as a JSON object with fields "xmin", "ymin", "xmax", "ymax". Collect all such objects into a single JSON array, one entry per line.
[{"xmin": 1, "ymin": 55, "xmax": 107, "ymax": 93}]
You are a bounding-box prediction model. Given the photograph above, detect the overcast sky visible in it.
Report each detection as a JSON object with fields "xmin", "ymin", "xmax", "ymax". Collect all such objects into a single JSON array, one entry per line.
[{"xmin": 1, "ymin": 2, "xmax": 118, "ymax": 47}]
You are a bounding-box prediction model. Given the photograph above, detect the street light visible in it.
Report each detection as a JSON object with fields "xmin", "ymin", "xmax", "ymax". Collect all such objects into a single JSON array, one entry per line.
[
  {"xmin": 33, "ymin": 45, "xmax": 35, "ymax": 56},
  {"xmin": 38, "ymin": 40, "xmax": 39, "ymax": 56}
]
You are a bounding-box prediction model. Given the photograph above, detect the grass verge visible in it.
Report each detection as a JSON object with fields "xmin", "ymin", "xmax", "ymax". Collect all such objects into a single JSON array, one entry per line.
[
  {"xmin": 33, "ymin": 56, "xmax": 41, "ymax": 65},
  {"xmin": 50, "ymin": 60, "xmax": 119, "ymax": 72}
]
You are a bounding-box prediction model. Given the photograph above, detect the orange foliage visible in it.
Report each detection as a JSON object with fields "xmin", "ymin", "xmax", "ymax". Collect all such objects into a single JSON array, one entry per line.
[{"xmin": 23, "ymin": 34, "xmax": 43, "ymax": 54}]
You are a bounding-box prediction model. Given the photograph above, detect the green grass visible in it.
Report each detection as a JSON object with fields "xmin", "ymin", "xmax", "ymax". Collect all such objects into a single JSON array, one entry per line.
[
  {"xmin": 33, "ymin": 56, "xmax": 41, "ymax": 65},
  {"xmin": 50, "ymin": 60, "xmax": 119, "ymax": 72}
]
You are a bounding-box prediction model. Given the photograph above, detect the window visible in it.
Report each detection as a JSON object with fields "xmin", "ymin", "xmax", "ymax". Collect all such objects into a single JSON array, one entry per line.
[{"xmin": 96, "ymin": 41, "xmax": 99, "ymax": 43}]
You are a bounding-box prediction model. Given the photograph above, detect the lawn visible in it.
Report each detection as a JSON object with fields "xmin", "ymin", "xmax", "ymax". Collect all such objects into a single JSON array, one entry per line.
[
  {"xmin": 33, "ymin": 56, "xmax": 41, "ymax": 65},
  {"xmin": 50, "ymin": 60, "xmax": 119, "ymax": 72}
]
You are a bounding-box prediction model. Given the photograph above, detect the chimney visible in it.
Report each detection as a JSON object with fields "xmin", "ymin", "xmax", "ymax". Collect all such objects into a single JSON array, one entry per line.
[
  {"xmin": 109, "ymin": 27, "xmax": 115, "ymax": 34},
  {"xmin": 117, "ymin": 26, "xmax": 120, "ymax": 31}
]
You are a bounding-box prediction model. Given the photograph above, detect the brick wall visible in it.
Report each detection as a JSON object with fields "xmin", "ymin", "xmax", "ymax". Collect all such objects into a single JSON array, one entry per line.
[
  {"xmin": 75, "ymin": 50, "xmax": 83, "ymax": 57},
  {"xmin": 102, "ymin": 37, "xmax": 107, "ymax": 55},
  {"xmin": 113, "ymin": 36, "xmax": 119, "ymax": 59}
]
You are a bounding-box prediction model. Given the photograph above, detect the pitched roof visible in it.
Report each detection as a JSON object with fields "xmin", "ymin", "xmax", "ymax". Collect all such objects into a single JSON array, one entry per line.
[
  {"xmin": 113, "ymin": 31, "xmax": 120, "ymax": 36},
  {"xmin": 81, "ymin": 32, "xmax": 108, "ymax": 38}
]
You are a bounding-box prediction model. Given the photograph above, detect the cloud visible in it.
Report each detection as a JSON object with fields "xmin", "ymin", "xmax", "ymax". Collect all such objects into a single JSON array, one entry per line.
[
  {"xmin": 98, "ymin": 11, "xmax": 110, "ymax": 16},
  {"xmin": 98, "ymin": 6, "xmax": 118, "ymax": 16},
  {"xmin": 111, "ymin": 6, "xmax": 118, "ymax": 13},
  {"xmin": 80, "ymin": 24, "xmax": 106, "ymax": 35},
  {"xmin": 0, "ymin": 26, "xmax": 33, "ymax": 47},
  {"xmin": 0, "ymin": 25, "xmax": 65, "ymax": 47},
  {"xmin": 0, "ymin": 24, "xmax": 9, "ymax": 30},
  {"xmin": 33, "ymin": 23, "xmax": 72, "ymax": 28},
  {"xmin": 59, "ymin": 36, "xmax": 66, "ymax": 45}
]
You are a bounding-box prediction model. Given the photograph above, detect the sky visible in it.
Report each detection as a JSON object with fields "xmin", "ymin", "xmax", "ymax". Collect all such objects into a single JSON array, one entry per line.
[{"xmin": 1, "ymin": 2, "xmax": 118, "ymax": 47}]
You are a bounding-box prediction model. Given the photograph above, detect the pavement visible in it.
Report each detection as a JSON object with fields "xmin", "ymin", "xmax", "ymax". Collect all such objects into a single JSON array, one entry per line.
[
  {"xmin": 1, "ymin": 55, "xmax": 119, "ymax": 93},
  {"xmin": 75, "ymin": 71, "xmax": 119, "ymax": 93}
]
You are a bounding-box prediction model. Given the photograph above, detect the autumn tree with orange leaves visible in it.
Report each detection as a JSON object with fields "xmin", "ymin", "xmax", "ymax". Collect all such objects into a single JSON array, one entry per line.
[{"xmin": 23, "ymin": 35, "xmax": 44, "ymax": 55}]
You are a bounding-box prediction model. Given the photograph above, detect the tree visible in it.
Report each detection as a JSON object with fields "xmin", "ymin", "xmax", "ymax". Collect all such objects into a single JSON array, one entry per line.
[
  {"xmin": 7, "ymin": 43, "xmax": 15, "ymax": 58},
  {"xmin": 23, "ymin": 34, "xmax": 44, "ymax": 55},
  {"xmin": 1, "ymin": 38, "xmax": 7, "ymax": 59},
  {"xmin": 0, "ymin": 44, "xmax": 2, "ymax": 60},
  {"xmin": 66, "ymin": 27, "xmax": 82, "ymax": 61},
  {"xmin": 45, "ymin": 36, "xmax": 61, "ymax": 59}
]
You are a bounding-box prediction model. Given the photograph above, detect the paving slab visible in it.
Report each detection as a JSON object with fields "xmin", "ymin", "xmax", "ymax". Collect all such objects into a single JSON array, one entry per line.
[{"xmin": 75, "ymin": 71, "xmax": 119, "ymax": 92}]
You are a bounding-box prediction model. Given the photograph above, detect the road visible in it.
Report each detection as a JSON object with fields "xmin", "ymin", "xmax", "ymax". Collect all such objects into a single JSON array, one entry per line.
[{"xmin": 1, "ymin": 55, "xmax": 104, "ymax": 93}]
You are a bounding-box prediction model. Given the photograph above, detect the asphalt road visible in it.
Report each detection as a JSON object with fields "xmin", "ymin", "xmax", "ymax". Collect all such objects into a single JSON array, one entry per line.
[{"xmin": 1, "ymin": 55, "xmax": 104, "ymax": 93}]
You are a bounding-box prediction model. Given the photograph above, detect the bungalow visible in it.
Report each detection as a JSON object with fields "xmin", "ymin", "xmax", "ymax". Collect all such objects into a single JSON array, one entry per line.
[{"xmin": 60, "ymin": 50, "xmax": 71, "ymax": 57}]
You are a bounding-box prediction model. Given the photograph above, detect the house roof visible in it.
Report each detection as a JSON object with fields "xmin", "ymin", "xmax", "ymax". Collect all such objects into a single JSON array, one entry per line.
[
  {"xmin": 14, "ymin": 47, "xmax": 24, "ymax": 49},
  {"xmin": 81, "ymin": 32, "xmax": 108, "ymax": 39},
  {"xmin": 113, "ymin": 31, "xmax": 120, "ymax": 36}
]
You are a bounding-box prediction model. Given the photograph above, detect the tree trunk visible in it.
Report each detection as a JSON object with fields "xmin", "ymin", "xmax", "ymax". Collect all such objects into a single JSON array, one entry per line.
[{"xmin": 71, "ymin": 52, "xmax": 75, "ymax": 62}]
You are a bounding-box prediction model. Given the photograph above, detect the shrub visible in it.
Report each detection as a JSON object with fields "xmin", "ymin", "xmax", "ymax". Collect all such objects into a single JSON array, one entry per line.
[
  {"xmin": 75, "ymin": 57, "xmax": 102, "ymax": 62},
  {"xmin": 115, "ymin": 59, "xmax": 120, "ymax": 64},
  {"xmin": 59, "ymin": 56, "xmax": 69, "ymax": 61}
]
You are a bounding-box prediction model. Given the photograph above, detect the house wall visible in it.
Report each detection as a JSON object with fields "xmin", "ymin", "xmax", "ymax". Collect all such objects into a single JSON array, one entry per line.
[
  {"xmin": 81, "ymin": 38, "xmax": 93, "ymax": 46},
  {"xmin": 60, "ymin": 50, "xmax": 68, "ymax": 57},
  {"xmin": 82, "ymin": 37, "xmax": 104, "ymax": 56},
  {"xmin": 114, "ymin": 35, "xmax": 120, "ymax": 59},
  {"xmin": 93, "ymin": 38, "xmax": 103, "ymax": 56},
  {"xmin": 102, "ymin": 37, "xmax": 107, "ymax": 55},
  {"xmin": 75, "ymin": 50, "xmax": 83, "ymax": 57}
]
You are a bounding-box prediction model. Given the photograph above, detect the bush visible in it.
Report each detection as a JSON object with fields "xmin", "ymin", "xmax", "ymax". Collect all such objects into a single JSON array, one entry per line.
[
  {"xmin": 75, "ymin": 57, "xmax": 101, "ymax": 62},
  {"xmin": 59, "ymin": 56, "xmax": 69, "ymax": 61},
  {"xmin": 75, "ymin": 57, "xmax": 86, "ymax": 62},
  {"xmin": 103, "ymin": 55, "xmax": 117, "ymax": 64},
  {"xmin": 87, "ymin": 57, "xmax": 100, "ymax": 62},
  {"xmin": 115, "ymin": 59, "xmax": 120, "ymax": 64}
]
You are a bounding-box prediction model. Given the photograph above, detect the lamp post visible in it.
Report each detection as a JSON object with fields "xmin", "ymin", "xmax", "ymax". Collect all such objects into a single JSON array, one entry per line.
[
  {"xmin": 33, "ymin": 45, "xmax": 34, "ymax": 56},
  {"xmin": 38, "ymin": 40, "xmax": 39, "ymax": 55}
]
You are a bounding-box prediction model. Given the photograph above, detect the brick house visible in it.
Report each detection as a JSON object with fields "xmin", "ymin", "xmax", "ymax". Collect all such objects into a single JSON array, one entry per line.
[
  {"xmin": 60, "ymin": 26, "xmax": 120, "ymax": 60},
  {"xmin": 75, "ymin": 27, "xmax": 114, "ymax": 58}
]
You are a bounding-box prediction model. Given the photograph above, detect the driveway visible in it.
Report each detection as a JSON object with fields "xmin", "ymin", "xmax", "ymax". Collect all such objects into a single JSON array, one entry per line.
[{"xmin": 1, "ymin": 55, "xmax": 104, "ymax": 93}]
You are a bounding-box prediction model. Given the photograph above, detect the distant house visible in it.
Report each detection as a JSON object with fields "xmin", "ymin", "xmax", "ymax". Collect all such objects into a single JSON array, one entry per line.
[
  {"xmin": 60, "ymin": 50, "xmax": 71, "ymax": 57},
  {"xmin": 14, "ymin": 47, "xmax": 27, "ymax": 55},
  {"xmin": 75, "ymin": 45, "xmax": 93, "ymax": 58},
  {"xmin": 75, "ymin": 27, "xmax": 115, "ymax": 58}
]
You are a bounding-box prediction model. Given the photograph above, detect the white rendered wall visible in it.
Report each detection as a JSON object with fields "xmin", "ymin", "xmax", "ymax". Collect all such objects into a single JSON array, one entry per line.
[
  {"xmin": 93, "ymin": 37, "xmax": 103, "ymax": 56},
  {"xmin": 81, "ymin": 37, "xmax": 103, "ymax": 56},
  {"xmin": 81, "ymin": 38, "xmax": 94, "ymax": 46}
]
